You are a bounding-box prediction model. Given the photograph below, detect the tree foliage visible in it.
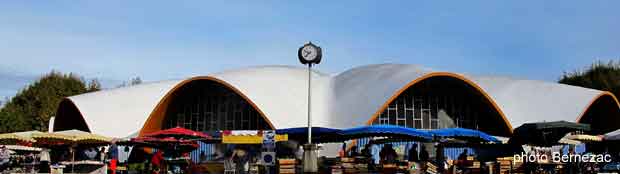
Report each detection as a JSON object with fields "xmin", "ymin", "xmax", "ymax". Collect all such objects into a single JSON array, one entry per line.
[
  {"xmin": 116, "ymin": 77, "xmax": 142, "ymax": 88},
  {"xmin": 559, "ymin": 60, "xmax": 620, "ymax": 97},
  {"xmin": 0, "ymin": 71, "xmax": 100, "ymax": 133}
]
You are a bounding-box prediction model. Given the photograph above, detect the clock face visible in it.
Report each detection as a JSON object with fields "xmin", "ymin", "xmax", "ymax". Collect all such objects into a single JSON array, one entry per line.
[{"xmin": 301, "ymin": 45, "xmax": 318, "ymax": 61}]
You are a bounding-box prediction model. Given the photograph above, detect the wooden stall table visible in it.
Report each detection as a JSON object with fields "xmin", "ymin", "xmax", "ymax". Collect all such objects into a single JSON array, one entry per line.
[
  {"xmin": 382, "ymin": 164, "xmax": 398, "ymax": 174},
  {"xmin": 59, "ymin": 160, "xmax": 105, "ymax": 173},
  {"xmin": 198, "ymin": 161, "xmax": 224, "ymax": 174}
]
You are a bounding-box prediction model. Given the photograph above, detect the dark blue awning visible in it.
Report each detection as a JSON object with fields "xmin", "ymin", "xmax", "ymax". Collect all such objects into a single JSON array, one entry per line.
[
  {"xmin": 429, "ymin": 128, "xmax": 500, "ymax": 143},
  {"xmin": 340, "ymin": 125, "xmax": 433, "ymax": 141}
]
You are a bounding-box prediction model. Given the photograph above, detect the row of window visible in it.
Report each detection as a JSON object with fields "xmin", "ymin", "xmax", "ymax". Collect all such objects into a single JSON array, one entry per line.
[{"xmin": 374, "ymin": 94, "xmax": 479, "ymax": 130}]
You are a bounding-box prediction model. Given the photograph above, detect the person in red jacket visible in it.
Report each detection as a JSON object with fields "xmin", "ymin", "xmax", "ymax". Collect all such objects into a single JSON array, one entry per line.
[{"xmin": 151, "ymin": 151, "xmax": 164, "ymax": 174}]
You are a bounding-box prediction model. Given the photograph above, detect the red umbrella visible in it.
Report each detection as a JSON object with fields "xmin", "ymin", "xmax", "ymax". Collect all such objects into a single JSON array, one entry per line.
[
  {"xmin": 143, "ymin": 127, "xmax": 211, "ymax": 140},
  {"xmin": 123, "ymin": 136, "xmax": 199, "ymax": 152}
]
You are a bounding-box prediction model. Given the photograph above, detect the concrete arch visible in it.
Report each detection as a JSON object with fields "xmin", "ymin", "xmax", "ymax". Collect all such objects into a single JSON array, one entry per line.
[
  {"xmin": 367, "ymin": 72, "xmax": 514, "ymax": 135},
  {"xmin": 139, "ymin": 76, "xmax": 275, "ymax": 136},
  {"xmin": 576, "ymin": 91, "xmax": 620, "ymax": 134},
  {"xmin": 54, "ymin": 98, "xmax": 90, "ymax": 132}
]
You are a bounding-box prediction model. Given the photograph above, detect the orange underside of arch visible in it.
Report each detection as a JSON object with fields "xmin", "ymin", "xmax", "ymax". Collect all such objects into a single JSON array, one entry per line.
[
  {"xmin": 365, "ymin": 72, "xmax": 514, "ymax": 135},
  {"xmin": 575, "ymin": 91, "xmax": 620, "ymax": 123},
  {"xmin": 138, "ymin": 76, "xmax": 275, "ymax": 136}
]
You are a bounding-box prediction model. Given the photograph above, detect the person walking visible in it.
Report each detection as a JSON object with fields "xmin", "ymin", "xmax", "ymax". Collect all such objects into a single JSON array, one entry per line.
[
  {"xmin": 231, "ymin": 146, "xmax": 249, "ymax": 174},
  {"xmin": 0, "ymin": 146, "xmax": 10, "ymax": 172},
  {"xmin": 408, "ymin": 144, "xmax": 420, "ymax": 172},
  {"xmin": 151, "ymin": 151, "xmax": 163, "ymax": 174},
  {"xmin": 361, "ymin": 143, "xmax": 375, "ymax": 171},
  {"xmin": 38, "ymin": 148, "xmax": 51, "ymax": 173},
  {"xmin": 379, "ymin": 144, "xmax": 397, "ymax": 164},
  {"xmin": 419, "ymin": 145, "xmax": 429, "ymax": 173},
  {"xmin": 107, "ymin": 142, "xmax": 119, "ymax": 174},
  {"xmin": 348, "ymin": 146, "xmax": 360, "ymax": 157}
]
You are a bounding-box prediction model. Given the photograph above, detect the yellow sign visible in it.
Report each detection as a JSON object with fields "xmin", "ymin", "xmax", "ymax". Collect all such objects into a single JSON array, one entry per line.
[{"xmin": 222, "ymin": 134, "xmax": 288, "ymax": 144}]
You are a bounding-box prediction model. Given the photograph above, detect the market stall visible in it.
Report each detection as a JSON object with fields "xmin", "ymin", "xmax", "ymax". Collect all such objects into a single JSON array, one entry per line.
[
  {"xmin": 42, "ymin": 130, "xmax": 111, "ymax": 173},
  {"xmin": 120, "ymin": 127, "xmax": 217, "ymax": 174},
  {"xmin": 326, "ymin": 125, "xmax": 433, "ymax": 174},
  {"xmin": 0, "ymin": 130, "xmax": 113, "ymax": 173},
  {"xmin": 507, "ymin": 121, "xmax": 592, "ymax": 174}
]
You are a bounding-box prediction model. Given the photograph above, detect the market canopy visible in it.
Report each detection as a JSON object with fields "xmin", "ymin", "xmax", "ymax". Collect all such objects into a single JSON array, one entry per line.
[
  {"xmin": 0, "ymin": 131, "xmax": 36, "ymax": 145},
  {"xmin": 604, "ymin": 129, "xmax": 620, "ymax": 141},
  {"xmin": 429, "ymin": 128, "xmax": 501, "ymax": 143},
  {"xmin": 509, "ymin": 121, "xmax": 591, "ymax": 147},
  {"xmin": 143, "ymin": 127, "xmax": 212, "ymax": 141},
  {"xmin": 4, "ymin": 145, "xmax": 41, "ymax": 152},
  {"xmin": 564, "ymin": 134, "xmax": 603, "ymax": 142},
  {"xmin": 123, "ymin": 137, "xmax": 199, "ymax": 152},
  {"xmin": 54, "ymin": 129, "xmax": 113, "ymax": 145},
  {"xmin": 337, "ymin": 125, "xmax": 432, "ymax": 142}
]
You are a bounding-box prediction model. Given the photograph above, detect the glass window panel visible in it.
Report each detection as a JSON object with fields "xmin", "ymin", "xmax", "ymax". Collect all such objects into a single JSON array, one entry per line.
[
  {"xmin": 422, "ymin": 110, "xmax": 431, "ymax": 129},
  {"xmin": 414, "ymin": 120, "xmax": 422, "ymax": 129},
  {"xmin": 397, "ymin": 120, "xmax": 406, "ymax": 126}
]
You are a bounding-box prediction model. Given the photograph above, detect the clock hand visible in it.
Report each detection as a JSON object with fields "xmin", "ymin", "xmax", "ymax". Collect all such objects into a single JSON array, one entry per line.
[{"xmin": 304, "ymin": 51, "xmax": 311, "ymax": 57}]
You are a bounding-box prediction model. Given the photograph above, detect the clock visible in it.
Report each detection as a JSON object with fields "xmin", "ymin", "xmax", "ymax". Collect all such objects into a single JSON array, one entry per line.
[{"xmin": 298, "ymin": 42, "xmax": 322, "ymax": 65}]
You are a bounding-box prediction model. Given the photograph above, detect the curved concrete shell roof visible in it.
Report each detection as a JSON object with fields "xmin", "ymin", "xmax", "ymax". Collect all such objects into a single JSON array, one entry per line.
[
  {"xmin": 61, "ymin": 80, "xmax": 182, "ymax": 138},
  {"xmin": 54, "ymin": 64, "xmax": 620, "ymax": 138}
]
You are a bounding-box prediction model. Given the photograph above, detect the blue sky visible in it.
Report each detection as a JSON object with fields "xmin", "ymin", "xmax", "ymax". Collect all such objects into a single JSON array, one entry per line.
[{"xmin": 0, "ymin": 1, "xmax": 619, "ymax": 103}]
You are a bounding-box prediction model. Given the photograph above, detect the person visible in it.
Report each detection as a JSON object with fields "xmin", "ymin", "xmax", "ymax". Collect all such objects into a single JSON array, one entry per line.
[
  {"xmin": 295, "ymin": 146, "xmax": 304, "ymax": 161},
  {"xmin": 361, "ymin": 144, "xmax": 372, "ymax": 158},
  {"xmin": 564, "ymin": 146, "xmax": 577, "ymax": 174},
  {"xmin": 456, "ymin": 149, "xmax": 470, "ymax": 173},
  {"xmin": 408, "ymin": 144, "xmax": 419, "ymax": 162},
  {"xmin": 231, "ymin": 146, "xmax": 249, "ymax": 174},
  {"xmin": 39, "ymin": 148, "xmax": 51, "ymax": 173},
  {"xmin": 348, "ymin": 146, "xmax": 360, "ymax": 157},
  {"xmin": 83, "ymin": 147, "xmax": 98, "ymax": 160},
  {"xmin": 199, "ymin": 151, "xmax": 207, "ymax": 163},
  {"xmin": 0, "ymin": 146, "xmax": 10, "ymax": 172},
  {"xmin": 98, "ymin": 147, "xmax": 106, "ymax": 162},
  {"xmin": 407, "ymin": 144, "xmax": 420, "ymax": 173},
  {"xmin": 24, "ymin": 152, "xmax": 35, "ymax": 173},
  {"xmin": 379, "ymin": 144, "xmax": 397, "ymax": 164},
  {"xmin": 419, "ymin": 145, "xmax": 429, "ymax": 173},
  {"xmin": 107, "ymin": 142, "xmax": 119, "ymax": 174},
  {"xmin": 458, "ymin": 149, "xmax": 468, "ymax": 161},
  {"xmin": 338, "ymin": 143, "xmax": 347, "ymax": 158},
  {"xmin": 151, "ymin": 151, "xmax": 163, "ymax": 174},
  {"xmin": 360, "ymin": 143, "xmax": 375, "ymax": 170}
]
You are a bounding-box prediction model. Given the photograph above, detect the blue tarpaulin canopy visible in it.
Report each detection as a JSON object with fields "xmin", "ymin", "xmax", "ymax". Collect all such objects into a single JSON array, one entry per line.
[
  {"xmin": 429, "ymin": 128, "xmax": 500, "ymax": 143},
  {"xmin": 339, "ymin": 125, "xmax": 433, "ymax": 142}
]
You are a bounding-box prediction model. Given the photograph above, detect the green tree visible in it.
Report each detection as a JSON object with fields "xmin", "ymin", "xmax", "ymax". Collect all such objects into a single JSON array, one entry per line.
[
  {"xmin": 0, "ymin": 71, "xmax": 100, "ymax": 133},
  {"xmin": 116, "ymin": 76, "xmax": 142, "ymax": 88},
  {"xmin": 559, "ymin": 60, "xmax": 620, "ymax": 97}
]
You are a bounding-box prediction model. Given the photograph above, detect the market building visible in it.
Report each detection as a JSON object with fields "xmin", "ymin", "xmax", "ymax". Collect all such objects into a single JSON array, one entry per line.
[{"xmin": 53, "ymin": 64, "xmax": 620, "ymax": 145}]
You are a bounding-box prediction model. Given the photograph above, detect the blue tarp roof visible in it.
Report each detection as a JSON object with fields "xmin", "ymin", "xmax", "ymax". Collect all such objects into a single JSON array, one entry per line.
[
  {"xmin": 340, "ymin": 125, "xmax": 433, "ymax": 141},
  {"xmin": 428, "ymin": 128, "xmax": 500, "ymax": 143},
  {"xmin": 276, "ymin": 126, "xmax": 498, "ymax": 143}
]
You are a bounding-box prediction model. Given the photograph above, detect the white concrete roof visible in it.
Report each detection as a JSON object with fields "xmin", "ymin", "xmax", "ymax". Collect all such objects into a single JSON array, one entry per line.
[
  {"xmin": 66, "ymin": 80, "xmax": 181, "ymax": 138},
  {"xmin": 57, "ymin": 64, "xmax": 617, "ymax": 137}
]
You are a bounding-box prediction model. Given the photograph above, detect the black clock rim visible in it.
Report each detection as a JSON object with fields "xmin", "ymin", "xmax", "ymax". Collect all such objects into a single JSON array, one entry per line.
[{"xmin": 298, "ymin": 43, "xmax": 322, "ymax": 65}]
